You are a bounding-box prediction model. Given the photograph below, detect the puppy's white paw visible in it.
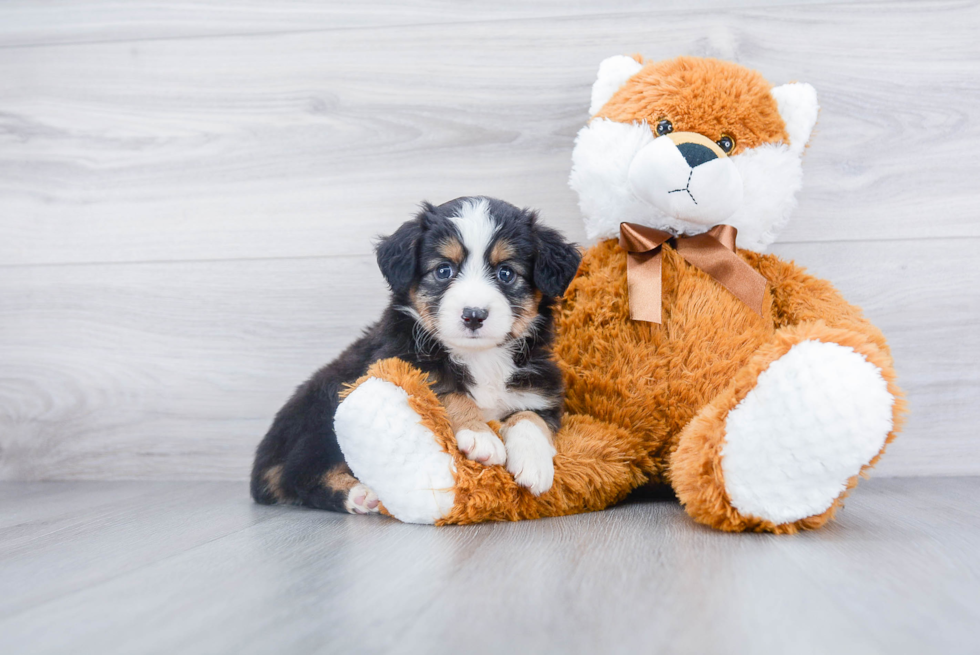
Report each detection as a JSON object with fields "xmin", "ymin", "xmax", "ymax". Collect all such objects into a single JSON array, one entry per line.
[
  {"xmin": 504, "ymin": 420, "xmax": 557, "ymax": 496},
  {"xmin": 345, "ymin": 483, "xmax": 380, "ymax": 515},
  {"xmin": 456, "ymin": 428, "xmax": 507, "ymax": 466}
]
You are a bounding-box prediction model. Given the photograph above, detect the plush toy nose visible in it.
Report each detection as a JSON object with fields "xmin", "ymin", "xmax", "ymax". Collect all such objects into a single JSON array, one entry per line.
[
  {"xmin": 676, "ymin": 141, "xmax": 718, "ymax": 168},
  {"xmin": 461, "ymin": 307, "xmax": 488, "ymax": 330},
  {"xmin": 666, "ymin": 132, "xmax": 728, "ymax": 166}
]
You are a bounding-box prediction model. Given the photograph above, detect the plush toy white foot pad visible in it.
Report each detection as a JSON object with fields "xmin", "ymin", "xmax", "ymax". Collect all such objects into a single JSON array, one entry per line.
[
  {"xmin": 334, "ymin": 378, "xmax": 455, "ymax": 524},
  {"xmin": 721, "ymin": 340, "xmax": 894, "ymax": 525}
]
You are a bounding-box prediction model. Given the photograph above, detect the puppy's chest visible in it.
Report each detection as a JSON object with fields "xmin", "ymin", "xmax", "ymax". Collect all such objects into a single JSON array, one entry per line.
[{"xmin": 454, "ymin": 349, "xmax": 549, "ymax": 421}]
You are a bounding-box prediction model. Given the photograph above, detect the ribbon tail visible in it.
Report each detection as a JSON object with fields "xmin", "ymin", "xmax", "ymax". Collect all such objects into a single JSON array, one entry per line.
[
  {"xmin": 626, "ymin": 249, "xmax": 663, "ymax": 323},
  {"xmin": 675, "ymin": 233, "xmax": 768, "ymax": 316},
  {"xmin": 619, "ymin": 222, "xmax": 674, "ymax": 324}
]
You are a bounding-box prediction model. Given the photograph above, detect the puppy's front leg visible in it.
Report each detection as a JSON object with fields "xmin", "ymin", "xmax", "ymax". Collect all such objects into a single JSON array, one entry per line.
[
  {"xmin": 442, "ymin": 393, "xmax": 506, "ymax": 466},
  {"xmin": 501, "ymin": 411, "xmax": 557, "ymax": 496}
]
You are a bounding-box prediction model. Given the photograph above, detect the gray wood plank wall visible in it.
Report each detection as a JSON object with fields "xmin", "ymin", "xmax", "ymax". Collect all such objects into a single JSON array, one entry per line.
[{"xmin": 1, "ymin": 1, "xmax": 978, "ymax": 480}]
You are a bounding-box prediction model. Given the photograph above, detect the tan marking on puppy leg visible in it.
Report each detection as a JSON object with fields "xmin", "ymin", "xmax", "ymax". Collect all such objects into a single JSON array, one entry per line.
[
  {"xmin": 321, "ymin": 462, "xmax": 358, "ymax": 493},
  {"xmin": 503, "ymin": 411, "xmax": 554, "ymax": 445},
  {"xmin": 262, "ymin": 464, "xmax": 288, "ymax": 502},
  {"xmin": 490, "ymin": 239, "xmax": 515, "ymax": 266},
  {"xmin": 442, "ymin": 392, "xmax": 493, "ymax": 433}
]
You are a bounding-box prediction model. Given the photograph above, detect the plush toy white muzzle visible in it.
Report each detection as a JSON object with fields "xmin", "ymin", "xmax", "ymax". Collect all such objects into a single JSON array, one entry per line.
[{"xmin": 628, "ymin": 131, "xmax": 744, "ymax": 226}]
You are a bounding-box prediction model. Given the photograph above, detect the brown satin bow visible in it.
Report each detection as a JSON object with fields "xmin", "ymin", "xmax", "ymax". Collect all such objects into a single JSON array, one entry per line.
[{"xmin": 618, "ymin": 222, "xmax": 768, "ymax": 323}]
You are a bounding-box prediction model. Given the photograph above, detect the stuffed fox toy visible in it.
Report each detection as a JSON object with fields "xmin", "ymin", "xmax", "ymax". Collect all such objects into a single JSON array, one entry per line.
[{"xmin": 334, "ymin": 56, "xmax": 905, "ymax": 533}]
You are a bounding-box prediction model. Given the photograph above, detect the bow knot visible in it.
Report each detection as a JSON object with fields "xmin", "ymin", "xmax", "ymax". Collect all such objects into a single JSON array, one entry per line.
[{"xmin": 618, "ymin": 222, "xmax": 767, "ymax": 323}]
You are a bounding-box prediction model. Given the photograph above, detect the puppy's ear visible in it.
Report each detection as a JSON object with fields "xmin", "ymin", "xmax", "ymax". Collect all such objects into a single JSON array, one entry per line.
[
  {"xmin": 532, "ymin": 218, "xmax": 581, "ymax": 299},
  {"xmin": 376, "ymin": 205, "xmax": 430, "ymax": 294}
]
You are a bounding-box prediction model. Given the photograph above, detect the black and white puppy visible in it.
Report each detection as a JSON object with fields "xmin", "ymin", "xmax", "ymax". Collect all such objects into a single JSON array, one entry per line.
[{"xmin": 250, "ymin": 197, "xmax": 581, "ymax": 514}]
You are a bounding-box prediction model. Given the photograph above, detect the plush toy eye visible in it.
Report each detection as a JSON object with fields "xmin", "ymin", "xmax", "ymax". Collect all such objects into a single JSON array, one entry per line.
[
  {"xmin": 655, "ymin": 119, "xmax": 674, "ymax": 136},
  {"xmin": 496, "ymin": 265, "xmax": 516, "ymax": 285},
  {"xmin": 435, "ymin": 262, "xmax": 455, "ymax": 280},
  {"xmin": 717, "ymin": 135, "xmax": 735, "ymax": 154}
]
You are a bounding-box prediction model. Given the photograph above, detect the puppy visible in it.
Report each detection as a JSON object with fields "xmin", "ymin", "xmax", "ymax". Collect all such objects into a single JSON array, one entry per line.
[{"xmin": 250, "ymin": 197, "xmax": 581, "ymax": 514}]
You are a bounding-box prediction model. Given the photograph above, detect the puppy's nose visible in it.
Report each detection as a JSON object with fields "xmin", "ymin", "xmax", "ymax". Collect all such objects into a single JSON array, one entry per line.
[
  {"xmin": 676, "ymin": 141, "xmax": 718, "ymax": 168},
  {"xmin": 461, "ymin": 307, "xmax": 489, "ymax": 331}
]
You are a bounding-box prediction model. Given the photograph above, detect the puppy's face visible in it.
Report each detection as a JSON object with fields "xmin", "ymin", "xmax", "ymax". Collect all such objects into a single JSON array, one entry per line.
[{"xmin": 376, "ymin": 197, "xmax": 581, "ymax": 353}]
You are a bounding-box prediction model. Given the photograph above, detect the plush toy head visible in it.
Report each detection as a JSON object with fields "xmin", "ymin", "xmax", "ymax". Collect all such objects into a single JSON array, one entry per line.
[{"xmin": 569, "ymin": 56, "xmax": 819, "ymax": 251}]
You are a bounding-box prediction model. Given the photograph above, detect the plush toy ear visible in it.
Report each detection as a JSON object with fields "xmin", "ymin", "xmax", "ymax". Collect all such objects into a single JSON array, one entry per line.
[
  {"xmin": 532, "ymin": 220, "xmax": 582, "ymax": 299},
  {"xmin": 771, "ymin": 82, "xmax": 819, "ymax": 156},
  {"xmin": 589, "ymin": 55, "xmax": 645, "ymax": 116},
  {"xmin": 375, "ymin": 207, "xmax": 429, "ymax": 295}
]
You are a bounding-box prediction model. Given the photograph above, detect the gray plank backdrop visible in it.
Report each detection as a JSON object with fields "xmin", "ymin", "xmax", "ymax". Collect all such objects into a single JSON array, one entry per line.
[{"xmin": 1, "ymin": 0, "xmax": 978, "ymax": 480}]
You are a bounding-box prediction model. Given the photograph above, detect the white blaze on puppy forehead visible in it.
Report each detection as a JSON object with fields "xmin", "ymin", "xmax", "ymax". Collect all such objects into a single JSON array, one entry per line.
[
  {"xmin": 449, "ymin": 198, "xmax": 498, "ymax": 276},
  {"xmin": 437, "ymin": 199, "xmax": 514, "ymax": 350}
]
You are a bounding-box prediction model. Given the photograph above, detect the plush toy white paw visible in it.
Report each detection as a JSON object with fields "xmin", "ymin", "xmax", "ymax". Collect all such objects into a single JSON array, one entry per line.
[{"xmin": 721, "ymin": 340, "xmax": 895, "ymax": 524}]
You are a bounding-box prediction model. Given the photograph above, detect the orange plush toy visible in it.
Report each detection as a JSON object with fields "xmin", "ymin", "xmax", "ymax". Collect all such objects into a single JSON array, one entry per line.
[{"xmin": 334, "ymin": 56, "xmax": 905, "ymax": 533}]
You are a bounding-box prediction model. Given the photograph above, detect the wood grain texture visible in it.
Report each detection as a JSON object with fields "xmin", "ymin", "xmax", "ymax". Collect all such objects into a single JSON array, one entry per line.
[
  {"xmin": 0, "ymin": 477, "xmax": 976, "ymax": 654},
  {"xmin": 0, "ymin": 482, "xmax": 275, "ymax": 618},
  {"xmin": 1, "ymin": 1, "xmax": 978, "ymax": 481},
  {"xmin": 0, "ymin": 1, "xmax": 978, "ymax": 267},
  {"xmin": 0, "ymin": 0, "xmax": 876, "ymax": 47},
  {"xmin": 0, "ymin": 256, "xmax": 390, "ymax": 480},
  {"xmin": 0, "ymin": 239, "xmax": 976, "ymax": 480}
]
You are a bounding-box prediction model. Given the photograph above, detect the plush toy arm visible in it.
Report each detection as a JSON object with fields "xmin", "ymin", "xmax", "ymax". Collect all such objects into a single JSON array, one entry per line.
[
  {"xmin": 752, "ymin": 252, "xmax": 891, "ymax": 353},
  {"xmin": 335, "ymin": 358, "xmax": 652, "ymax": 525}
]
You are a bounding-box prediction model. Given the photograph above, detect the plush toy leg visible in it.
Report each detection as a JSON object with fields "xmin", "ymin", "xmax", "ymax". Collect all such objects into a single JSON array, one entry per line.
[
  {"xmin": 333, "ymin": 359, "xmax": 460, "ymax": 524},
  {"xmin": 335, "ymin": 358, "xmax": 653, "ymax": 525},
  {"xmin": 670, "ymin": 322, "xmax": 905, "ymax": 534}
]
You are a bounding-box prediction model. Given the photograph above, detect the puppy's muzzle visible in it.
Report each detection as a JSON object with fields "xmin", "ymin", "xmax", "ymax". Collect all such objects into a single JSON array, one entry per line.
[{"xmin": 628, "ymin": 131, "xmax": 744, "ymax": 225}]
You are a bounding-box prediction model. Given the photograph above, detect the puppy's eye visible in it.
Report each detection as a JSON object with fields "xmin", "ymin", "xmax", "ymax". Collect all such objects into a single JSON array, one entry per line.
[
  {"xmin": 717, "ymin": 135, "xmax": 735, "ymax": 154},
  {"xmin": 655, "ymin": 119, "xmax": 673, "ymax": 136},
  {"xmin": 496, "ymin": 265, "xmax": 516, "ymax": 285},
  {"xmin": 435, "ymin": 262, "xmax": 455, "ymax": 280}
]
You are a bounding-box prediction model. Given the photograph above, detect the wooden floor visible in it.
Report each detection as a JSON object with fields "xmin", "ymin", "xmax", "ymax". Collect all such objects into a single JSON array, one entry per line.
[{"xmin": 0, "ymin": 478, "xmax": 976, "ymax": 654}]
